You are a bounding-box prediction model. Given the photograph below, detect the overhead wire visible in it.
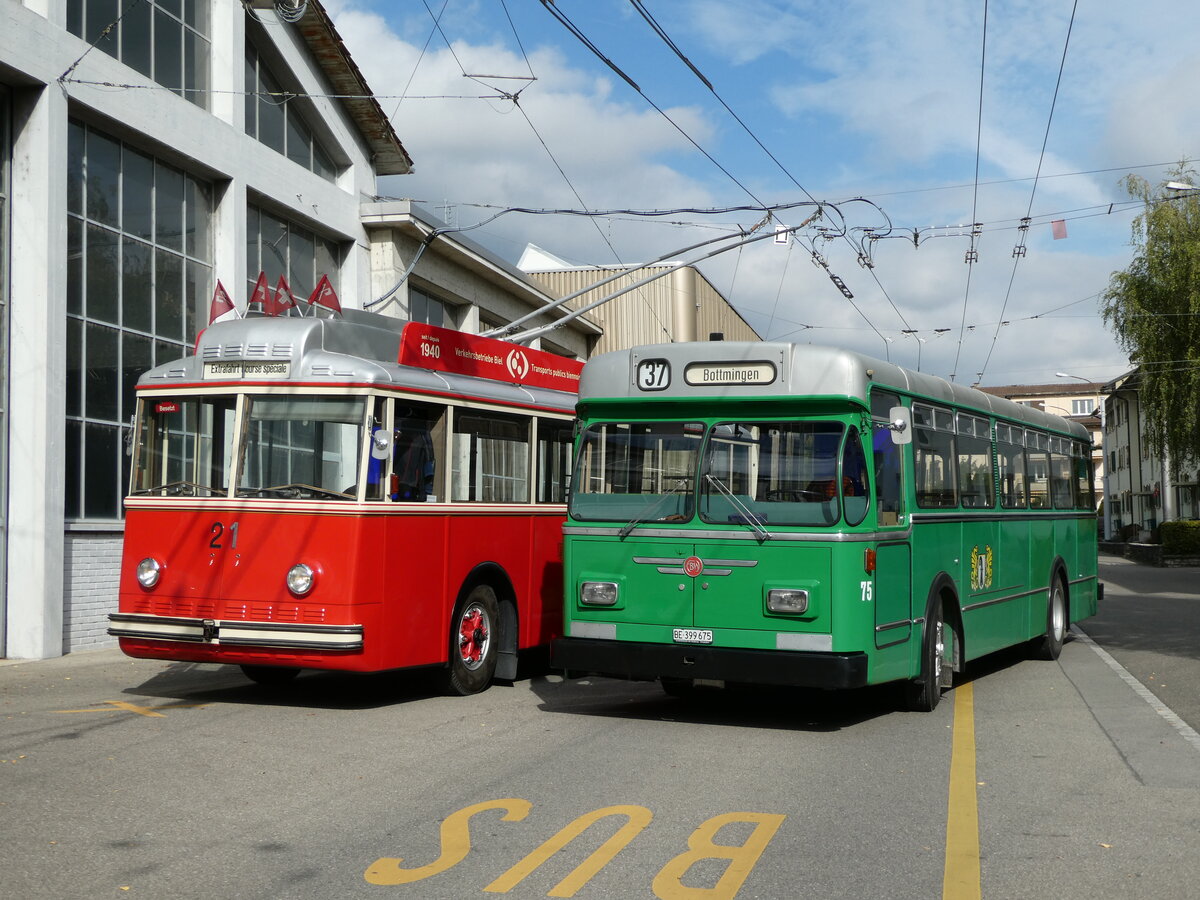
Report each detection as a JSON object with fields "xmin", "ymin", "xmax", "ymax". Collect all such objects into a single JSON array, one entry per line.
[
  {"xmin": 390, "ymin": 0, "xmax": 451, "ymax": 122},
  {"xmin": 625, "ymin": 0, "xmax": 914, "ymax": 352},
  {"xmin": 537, "ymin": 0, "xmax": 895, "ymax": 354},
  {"xmin": 975, "ymin": 0, "xmax": 1080, "ymax": 385},
  {"xmin": 950, "ymin": 0, "xmax": 988, "ymax": 382},
  {"xmin": 410, "ymin": 0, "xmax": 673, "ymax": 339}
]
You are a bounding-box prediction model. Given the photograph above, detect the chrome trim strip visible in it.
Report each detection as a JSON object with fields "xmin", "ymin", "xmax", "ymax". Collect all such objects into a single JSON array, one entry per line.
[
  {"xmin": 961, "ymin": 587, "xmax": 1043, "ymax": 613},
  {"xmin": 962, "ymin": 575, "xmax": 1097, "ymax": 613},
  {"xmin": 633, "ymin": 556, "xmax": 756, "ymax": 576},
  {"xmin": 218, "ymin": 636, "xmax": 361, "ymax": 651},
  {"xmin": 910, "ymin": 511, "xmax": 1099, "ymax": 524},
  {"xmin": 566, "ymin": 526, "xmax": 913, "ymax": 542},
  {"xmin": 108, "ymin": 613, "xmax": 363, "ymax": 650},
  {"xmin": 875, "ymin": 619, "xmax": 912, "ymax": 633}
]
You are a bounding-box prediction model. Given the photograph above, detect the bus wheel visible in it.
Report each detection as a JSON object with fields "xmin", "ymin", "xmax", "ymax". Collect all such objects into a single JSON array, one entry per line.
[
  {"xmin": 240, "ymin": 665, "xmax": 300, "ymax": 687},
  {"xmin": 904, "ymin": 599, "xmax": 946, "ymax": 712},
  {"xmin": 447, "ymin": 584, "xmax": 500, "ymax": 695},
  {"xmin": 1035, "ymin": 577, "xmax": 1067, "ymax": 661}
]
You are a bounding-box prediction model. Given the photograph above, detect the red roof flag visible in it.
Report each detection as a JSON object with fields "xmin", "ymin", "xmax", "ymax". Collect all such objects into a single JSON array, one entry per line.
[
  {"xmin": 208, "ymin": 280, "xmax": 238, "ymax": 324},
  {"xmin": 249, "ymin": 271, "xmax": 270, "ymax": 310},
  {"xmin": 307, "ymin": 274, "xmax": 341, "ymax": 313},
  {"xmin": 267, "ymin": 274, "xmax": 298, "ymax": 317}
]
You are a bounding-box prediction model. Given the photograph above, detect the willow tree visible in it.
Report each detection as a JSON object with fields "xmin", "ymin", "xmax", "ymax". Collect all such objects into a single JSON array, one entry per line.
[{"xmin": 1101, "ymin": 166, "xmax": 1200, "ymax": 474}]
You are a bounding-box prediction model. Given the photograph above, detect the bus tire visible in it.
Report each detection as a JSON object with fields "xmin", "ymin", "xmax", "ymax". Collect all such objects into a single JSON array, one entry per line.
[
  {"xmin": 904, "ymin": 597, "xmax": 946, "ymax": 712},
  {"xmin": 1035, "ymin": 576, "xmax": 1067, "ymax": 661},
  {"xmin": 446, "ymin": 584, "xmax": 500, "ymax": 695},
  {"xmin": 240, "ymin": 665, "xmax": 300, "ymax": 687}
]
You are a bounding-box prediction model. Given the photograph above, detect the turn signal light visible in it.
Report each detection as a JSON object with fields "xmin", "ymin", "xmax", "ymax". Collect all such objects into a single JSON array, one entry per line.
[{"xmin": 864, "ymin": 548, "xmax": 877, "ymax": 573}]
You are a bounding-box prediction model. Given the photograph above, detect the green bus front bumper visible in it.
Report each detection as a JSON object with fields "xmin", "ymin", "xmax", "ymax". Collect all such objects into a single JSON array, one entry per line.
[{"xmin": 551, "ymin": 637, "xmax": 868, "ymax": 690}]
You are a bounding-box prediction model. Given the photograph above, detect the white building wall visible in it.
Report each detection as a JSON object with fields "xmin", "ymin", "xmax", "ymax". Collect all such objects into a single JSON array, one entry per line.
[{"xmin": 0, "ymin": 1, "xmax": 387, "ymax": 658}]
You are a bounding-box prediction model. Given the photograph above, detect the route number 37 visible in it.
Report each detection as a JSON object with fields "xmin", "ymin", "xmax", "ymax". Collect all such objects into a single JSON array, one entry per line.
[{"xmin": 637, "ymin": 359, "xmax": 671, "ymax": 391}]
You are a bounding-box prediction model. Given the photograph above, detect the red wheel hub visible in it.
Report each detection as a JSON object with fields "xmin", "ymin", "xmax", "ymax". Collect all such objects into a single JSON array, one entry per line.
[{"xmin": 458, "ymin": 607, "xmax": 489, "ymax": 663}]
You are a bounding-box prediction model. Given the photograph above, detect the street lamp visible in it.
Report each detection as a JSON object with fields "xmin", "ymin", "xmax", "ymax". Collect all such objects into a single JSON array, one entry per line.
[{"xmin": 1057, "ymin": 372, "xmax": 1109, "ymax": 538}]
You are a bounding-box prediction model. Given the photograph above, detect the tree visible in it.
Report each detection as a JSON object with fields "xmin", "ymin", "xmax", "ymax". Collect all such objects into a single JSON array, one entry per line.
[{"xmin": 1101, "ymin": 165, "xmax": 1200, "ymax": 475}]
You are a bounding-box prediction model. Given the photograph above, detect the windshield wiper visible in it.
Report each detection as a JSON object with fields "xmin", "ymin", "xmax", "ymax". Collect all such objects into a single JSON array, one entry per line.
[
  {"xmin": 704, "ymin": 474, "xmax": 771, "ymax": 541},
  {"xmin": 619, "ymin": 479, "xmax": 688, "ymax": 538},
  {"xmin": 130, "ymin": 480, "xmax": 223, "ymax": 497},
  {"xmin": 237, "ymin": 483, "xmax": 353, "ymax": 500}
]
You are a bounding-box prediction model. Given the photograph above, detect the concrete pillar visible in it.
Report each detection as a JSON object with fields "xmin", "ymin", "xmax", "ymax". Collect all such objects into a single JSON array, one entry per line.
[{"xmin": 6, "ymin": 83, "xmax": 67, "ymax": 658}]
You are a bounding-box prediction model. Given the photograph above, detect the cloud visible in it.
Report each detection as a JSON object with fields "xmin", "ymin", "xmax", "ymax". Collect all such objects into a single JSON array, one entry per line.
[
  {"xmin": 323, "ymin": 0, "xmax": 1152, "ymax": 384},
  {"xmin": 332, "ymin": 5, "xmax": 717, "ymax": 212}
]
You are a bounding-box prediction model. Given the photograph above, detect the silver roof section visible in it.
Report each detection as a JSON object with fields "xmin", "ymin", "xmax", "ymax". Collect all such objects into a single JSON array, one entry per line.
[
  {"xmin": 139, "ymin": 310, "xmax": 576, "ymax": 413},
  {"xmin": 580, "ymin": 341, "xmax": 1089, "ymax": 440}
]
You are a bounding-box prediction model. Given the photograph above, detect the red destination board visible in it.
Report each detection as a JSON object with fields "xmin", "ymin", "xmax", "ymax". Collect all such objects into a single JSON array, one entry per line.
[{"xmin": 398, "ymin": 322, "xmax": 582, "ymax": 393}]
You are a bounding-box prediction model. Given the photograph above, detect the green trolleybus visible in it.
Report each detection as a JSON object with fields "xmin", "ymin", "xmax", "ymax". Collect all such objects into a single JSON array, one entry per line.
[{"xmin": 551, "ymin": 341, "xmax": 1100, "ymax": 710}]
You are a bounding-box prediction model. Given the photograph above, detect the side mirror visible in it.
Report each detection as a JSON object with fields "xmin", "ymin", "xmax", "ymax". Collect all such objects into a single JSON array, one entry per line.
[
  {"xmin": 888, "ymin": 406, "xmax": 911, "ymax": 445},
  {"xmin": 370, "ymin": 428, "xmax": 392, "ymax": 460}
]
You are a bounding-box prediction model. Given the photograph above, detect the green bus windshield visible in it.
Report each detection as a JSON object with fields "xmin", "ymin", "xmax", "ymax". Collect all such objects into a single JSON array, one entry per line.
[
  {"xmin": 570, "ymin": 422, "xmax": 704, "ymax": 524},
  {"xmin": 570, "ymin": 419, "xmax": 869, "ymax": 528}
]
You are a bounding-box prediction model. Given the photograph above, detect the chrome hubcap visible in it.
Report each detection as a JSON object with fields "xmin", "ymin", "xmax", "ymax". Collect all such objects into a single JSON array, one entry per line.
[{"xmin": 457, "ymin": 603, "xmax": 491, "ymax": 671}]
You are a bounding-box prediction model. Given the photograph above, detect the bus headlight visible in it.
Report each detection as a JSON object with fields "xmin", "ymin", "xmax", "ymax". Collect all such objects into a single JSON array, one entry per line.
[
  {"xmin": 136, "ymin": 557, "xmax": 162, "ymax": 589},
  {"xmin": 580, "ymin": 582, "xmax": 618, "ymax": 606},
  {"xmin": 767, "ymin": 589, "xmax": 809, "ymax": 614},
  {"xmin": 286, "ymin": 564, "xmax": 315, "ymax": 596}
]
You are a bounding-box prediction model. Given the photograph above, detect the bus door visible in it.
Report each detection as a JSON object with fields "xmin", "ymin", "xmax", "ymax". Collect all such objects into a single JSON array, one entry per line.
[{"xmin": 870, "ymin": 393, "xmax": 912, "ymax": 656}]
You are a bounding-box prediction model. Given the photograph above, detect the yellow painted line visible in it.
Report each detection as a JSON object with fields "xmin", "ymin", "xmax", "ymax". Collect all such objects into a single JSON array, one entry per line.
[
  {"xmin": 943, "ymin": 682, "xmax": 981, "ymax": 900},
  {"xmin": 54, "ymin": 700, "xmax": 205, "ymax": 718}
]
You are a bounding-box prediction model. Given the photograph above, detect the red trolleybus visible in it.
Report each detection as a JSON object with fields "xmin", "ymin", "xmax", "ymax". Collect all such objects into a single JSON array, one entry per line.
[
  {"xmin": 552, "ymin": 341, "xmax": 1100, "ymax": 710},
  {"xmin": 109, "ymin": 311, "xmax": 581, "ymax": 693}
]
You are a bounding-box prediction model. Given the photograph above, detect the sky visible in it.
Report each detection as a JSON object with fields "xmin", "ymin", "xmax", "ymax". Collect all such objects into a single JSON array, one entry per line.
[{"xmin": 324, "ymin": 0, "xmax": 1200, "ymax": 389}]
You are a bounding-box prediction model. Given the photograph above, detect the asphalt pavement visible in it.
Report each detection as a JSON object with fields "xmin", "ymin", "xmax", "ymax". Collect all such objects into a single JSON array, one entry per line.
[{"xmin": 1081, "ymin": 552, "xmax": 1200, "ymax": 733}]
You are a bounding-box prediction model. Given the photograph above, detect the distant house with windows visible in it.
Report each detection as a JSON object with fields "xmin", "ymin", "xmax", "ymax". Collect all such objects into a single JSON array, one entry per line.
[
  {"xmin": 0, "ymin": 1, "xmax": 601, "ymax": 661},
  {"xmin": 1101, "ymin": 368, "xmax": 1199, "ymax": 540}
]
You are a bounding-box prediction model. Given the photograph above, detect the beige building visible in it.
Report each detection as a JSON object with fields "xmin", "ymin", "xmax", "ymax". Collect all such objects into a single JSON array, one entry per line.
[{"xmin": 517, "ymin": 245, "xmax": 760, "ymax": 354}]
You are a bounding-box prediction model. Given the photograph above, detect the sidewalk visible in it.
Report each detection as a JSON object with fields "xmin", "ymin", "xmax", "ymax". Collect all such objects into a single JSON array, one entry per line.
[{"xmin": 0, "ymin": 645, "xmax": 127, "ymax": 670}]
